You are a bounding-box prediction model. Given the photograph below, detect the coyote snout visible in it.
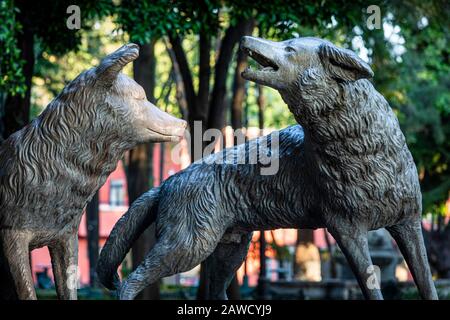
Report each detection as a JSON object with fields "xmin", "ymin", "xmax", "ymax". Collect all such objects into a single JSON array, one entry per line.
[
  {"xmin": 240, "ymin": 35, "xmax": 373, "ymax": 107},
  {"xmin": 110, "ymin": 72, "xmax": 186, "ymax": 143}
]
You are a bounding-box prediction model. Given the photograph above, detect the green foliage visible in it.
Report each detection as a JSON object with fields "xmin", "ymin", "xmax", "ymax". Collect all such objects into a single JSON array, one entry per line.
[
  {"xmin": 31, "ymin": 17, "xmax": 129, "ymax": 118},
  {"xmin": 116, "ymin": 0, "xmax": 221, "ymax": 43},
  {"xmin": 0, "ymin": 0, "xmax": 113, "ymax": 99},
  {"xmin": 0, "ymin": 0, "xmax": 25, "ymax": 96},
  {"xmin": 345, "ymin": 1, "xmax": 450, "ymax": 213},
  {"xmin": 232, "ymin": 0, "xmax": 366, "ymax": 39},
  {"xmin": 23, "ymin": 0, "xmax": 113, "ymax": 55},
  {"xmin": 391, "ymin": 24, "xmax": 449, "ymax": 213}
]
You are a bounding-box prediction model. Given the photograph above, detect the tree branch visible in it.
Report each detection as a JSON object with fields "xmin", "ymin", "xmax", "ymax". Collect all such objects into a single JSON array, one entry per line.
[
  {"xmin": 231, "ymin": 19, "xmax": 255, "ymax": 130},
  {"xmin": 164, "ymin": 39, "xmax": 188, "ymax": 121},
  {"xmin": 196, "ymin": 32, "xmax": 211, "ymax": 124}
]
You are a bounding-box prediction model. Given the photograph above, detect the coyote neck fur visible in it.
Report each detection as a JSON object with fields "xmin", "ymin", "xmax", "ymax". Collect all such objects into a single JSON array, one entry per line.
[
  {"xmin": 0, "ymin": 88, "xmax": 133, "ymax": 212},
  {"xmin": 281, "ymin": 69, "xmax": 409, "ymax": 216},
  {"xmin": 286, "ymin": 69, "xmax": 404, "ymax": 158}
]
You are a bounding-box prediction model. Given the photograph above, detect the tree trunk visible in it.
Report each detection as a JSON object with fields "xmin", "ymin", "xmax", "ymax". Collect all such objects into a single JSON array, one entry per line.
[
  {"xmin": 324, "ymin": 229, "xmax": 337, "ymax": 278},
  {"xmin": 207, "ymin": 20, "xmax": 253, "ymax": 131},
  {"xmin": 168, "ymin": 34, "xmax": 206, "ymax": 162},
  {"xmin": 86, "ymin": 191, "xmax": 99, "ymax": 287},
  {"xmin": 226, "ymin": 276, "xmax": 241, "ymax": 299},
  {"xmin": 256, "ymin": 85, "xmax": 269, "ymax": 299},
  {"xmin": 231, "ymin": 20, "xmax": 254, "ymax": 131},
  {"xmin": 297, "ymin": 229, "xmax": 314, "ymax": 245},
  {"xmin": 196, "ymin": 20, "xmax": 255, "ymax": 299},
  {"xmin": 222, "ymin": 19, "xmax": 255, "ymax": 298},
  {"xmin": 164, "ymin": 40, "xmax": 188, "ymax": 121},
  {"xmin": 197, "ymin": 33, "xmax": 211, "ymax": 123},
  {"xmin": 257, "ymin": 85, "xmax": 265, "ymax": 133},
  {"xmin": 168, "ymin": 35, "xmax": 196, "ymax": 122},
  {"xmin": 125, "ymin": 41, "xmax": 159, "ymax": 300},
  {"xmin": 230, "ymin": 50, "xmax": 248, "ymax": 131},
  {"xmin": 257, "ymin": 231, "xmax": 269, "ymax": 299},
  {"xmin": 190, "ymin": 32, "xmax": 212, "ymax": 162},
  {"xmin": 1, "ymin": 1, "xmax": 34, "ymax": 140}
]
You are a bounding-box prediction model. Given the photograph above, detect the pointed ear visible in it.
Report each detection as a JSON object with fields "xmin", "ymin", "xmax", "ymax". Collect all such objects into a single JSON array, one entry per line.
[
  {"xmin": 318, "ymin": 42, "xmax": 373, "ymax": 82},
  {"xmin": 95, "ymin": 43, "xmax": 139, "ymax": 86}
]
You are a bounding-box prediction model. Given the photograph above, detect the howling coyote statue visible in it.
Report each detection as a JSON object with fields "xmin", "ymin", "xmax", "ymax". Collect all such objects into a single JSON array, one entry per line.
[
  {"xmin": 0, "ymin": 44, "xmax": 187, "ymax": 300},
  {"xmin": 97, "ymin": 37, "xmax": 437, "ymax": 300}
]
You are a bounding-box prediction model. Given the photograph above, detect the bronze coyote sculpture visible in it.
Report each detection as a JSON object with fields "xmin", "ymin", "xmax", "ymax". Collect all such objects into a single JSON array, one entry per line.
[
  {"xmin": 0, "ymin": 44, "xmax": 187, "ymax": 300},
  {"xmin": 97, "ymin": 37, "xmax": 437, "ymax": 300}
]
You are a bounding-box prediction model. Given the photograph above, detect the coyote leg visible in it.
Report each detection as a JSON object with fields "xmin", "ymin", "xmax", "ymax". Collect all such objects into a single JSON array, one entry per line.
[
  {"xmin": 203, "ymin": 232, "xmax": 253, "ymax": 300},
  {"xmin": 119, "ymin": 237, "xmax": 219, "ymax": 300},
  {"xmin": 0, "ymin": 230, "xmax": 36, "ymax": 300},
  {"xmin": 329, "ymin": 228, "xmax": 383, "ymax": 300},
  {"xmin": 49, "ymin": 233, "xmax": 79, "ymax": 300},
  {"xmin": 387, "ymin": 220, "xmax": 438, "ymax": 300}
]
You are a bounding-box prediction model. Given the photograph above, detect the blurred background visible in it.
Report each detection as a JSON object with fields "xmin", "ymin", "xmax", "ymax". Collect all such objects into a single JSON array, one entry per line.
[{"xmin": 0, "ymin": 0, "xmax": 448, "ymax": 299}]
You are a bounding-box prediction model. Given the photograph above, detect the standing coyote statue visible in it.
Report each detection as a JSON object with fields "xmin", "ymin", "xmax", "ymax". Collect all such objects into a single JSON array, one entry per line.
[
  {"xmin": 97, "ymin": 37, "xmax": 437, "ymax": 300},
  {"xmin": 0, "ymin": 44, "xmax": 187, "ymax": 300}
]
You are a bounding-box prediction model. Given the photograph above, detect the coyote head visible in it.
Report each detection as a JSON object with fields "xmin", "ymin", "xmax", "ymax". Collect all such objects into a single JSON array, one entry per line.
[
  {"xmin": 240, "ymin": 36, "xmax": 373, "ymax": 109},
  {"xmin": 49, "ymin": 43, "xmax": 187, "ymax": 147}
]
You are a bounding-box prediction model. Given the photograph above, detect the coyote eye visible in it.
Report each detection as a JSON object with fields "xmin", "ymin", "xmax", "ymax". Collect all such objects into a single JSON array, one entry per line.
[
  {"xmin": 134, "ymin": 89, "xmax": 146, "ymax": 100},
  {"xmin": 285, "ymin": 46, "xmax": 296, "ymax": 53},
  {"xmin": 132, "ymin": 94, "xmax": 144, "ymax": 100}
]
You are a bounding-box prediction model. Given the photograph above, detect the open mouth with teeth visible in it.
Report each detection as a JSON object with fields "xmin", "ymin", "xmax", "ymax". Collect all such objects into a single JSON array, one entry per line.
[{"xmin": 241, "ymin": 46, "xmax": 279, "ymax": 78}]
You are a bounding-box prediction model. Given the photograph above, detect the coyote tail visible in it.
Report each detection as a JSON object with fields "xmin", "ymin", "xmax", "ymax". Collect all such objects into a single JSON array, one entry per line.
[{"xmin": 96, "ymin": 187, "xmax": 160, "ymax": 290}]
